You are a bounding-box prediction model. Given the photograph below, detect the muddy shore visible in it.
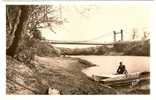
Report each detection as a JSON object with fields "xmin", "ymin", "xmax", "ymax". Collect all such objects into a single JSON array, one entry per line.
[{"xmin": 6, "ymin": 55, "xmax": 117, "ymax": 95}]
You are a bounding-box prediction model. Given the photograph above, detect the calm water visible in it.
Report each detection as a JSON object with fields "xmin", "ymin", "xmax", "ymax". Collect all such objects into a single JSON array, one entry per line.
[{"xmin": 72, "ymin": 56, "xmax": 150, "ymax": 77}]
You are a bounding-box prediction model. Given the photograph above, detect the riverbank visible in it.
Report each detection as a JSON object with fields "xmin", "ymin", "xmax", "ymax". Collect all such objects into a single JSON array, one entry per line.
[
  {"xmin": 72, "ymin": 55, "xmax": 150, "ymax": 94},
  {"xmin": 58, "ymin": 40, "xmax": 150, "ymax": 56},
  {"xmin": 6, "ymin": 55, "xmax": 117, "ymax": 94},
  {"xmin": 7, "ymin": 55, "xmax": 150, "ymax": 95}
]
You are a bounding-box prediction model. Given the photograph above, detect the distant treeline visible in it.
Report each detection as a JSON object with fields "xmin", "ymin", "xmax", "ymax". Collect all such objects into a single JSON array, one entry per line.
[
  {"xmin": 59, "ymin": 46, "xmax": 111, "ymax": 55},
  {"xmin": 58, "ymin": 40, "xmax": 150, "ymax": 56}
]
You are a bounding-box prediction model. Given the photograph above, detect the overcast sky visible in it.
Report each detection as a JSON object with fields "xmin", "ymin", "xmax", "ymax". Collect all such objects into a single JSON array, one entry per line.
[{"xmin": 41, "ymin": 4, "xmax": 150, "ymax": 48}]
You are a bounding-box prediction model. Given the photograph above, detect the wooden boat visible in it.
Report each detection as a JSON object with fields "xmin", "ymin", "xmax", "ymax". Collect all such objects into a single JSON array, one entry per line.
[{"xmin": 92, "ymin": 71, "xmax": 150, "ymax": 86}]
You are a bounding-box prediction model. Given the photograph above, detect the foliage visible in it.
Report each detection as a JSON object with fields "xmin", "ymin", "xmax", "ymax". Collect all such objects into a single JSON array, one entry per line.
[
  {"xmin": 123, "ymin": 40, "xmax": 150, "ymax": 56},
  {"xmin": 58, "ymin": 40, "xmax": 150, "ymax": 56},
  {"xmin": 32, "ymin": 29, "xmax": 42, "ymax": 40},
  {"xmin": 6, "ymin": 5, "xmax": 64, "ymax": 60},
  {"xmin": 59, "ymin": 46, "xmax": 111, "ymax": 55},
  {"xmin": 27, "ymin": 5, "xmax": 63, "ymax": 36}
]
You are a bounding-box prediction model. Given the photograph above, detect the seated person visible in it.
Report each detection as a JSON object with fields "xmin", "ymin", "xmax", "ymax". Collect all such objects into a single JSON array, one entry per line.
[{"xmin": 116, "ymin": 62, "xmax": 128, "ymax": 74}]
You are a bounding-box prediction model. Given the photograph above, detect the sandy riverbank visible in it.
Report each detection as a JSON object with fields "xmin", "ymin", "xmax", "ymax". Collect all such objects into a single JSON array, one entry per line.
[{"xmin": 6, "ymin": 55, "xmax": 116, "ymax": 94}]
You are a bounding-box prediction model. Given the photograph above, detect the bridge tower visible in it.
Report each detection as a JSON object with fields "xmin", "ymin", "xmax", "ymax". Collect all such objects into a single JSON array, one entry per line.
[{"xmin": 113, "ymin": 29, "xmax": 123, "ymax": 42}]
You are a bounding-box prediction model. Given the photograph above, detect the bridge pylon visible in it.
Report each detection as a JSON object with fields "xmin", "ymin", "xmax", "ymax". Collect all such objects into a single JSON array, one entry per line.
[{"xmin": 113, "ymin": 29, "xmax": 123, "ymax": 42}]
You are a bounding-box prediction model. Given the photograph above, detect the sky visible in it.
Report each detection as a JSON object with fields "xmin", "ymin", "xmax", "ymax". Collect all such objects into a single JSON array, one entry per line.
[{"xmin": 40, "ymin": 4, "xmax": 150, "ymax": 48}]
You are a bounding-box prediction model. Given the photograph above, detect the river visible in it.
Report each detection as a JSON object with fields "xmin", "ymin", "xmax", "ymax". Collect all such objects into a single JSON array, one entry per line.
[{"xmin": 72, "ymin": 56, "xmax": 150, "ymax": 77}]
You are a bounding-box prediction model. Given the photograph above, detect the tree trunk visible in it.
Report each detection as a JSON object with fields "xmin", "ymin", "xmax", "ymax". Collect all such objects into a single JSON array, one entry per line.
[{"xmin": 7, "ymin": 6, "xmax": 30, "ymax": 57}]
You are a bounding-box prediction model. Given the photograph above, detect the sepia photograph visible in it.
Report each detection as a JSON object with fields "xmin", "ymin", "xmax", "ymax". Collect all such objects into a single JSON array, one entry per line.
[
  {"xmin": 6, "ymin": 4, "xmax": 150, "ymax": 95},
  {"xmin": 4, "ymin": 0, "xmax": 154, "ymax": 2}
]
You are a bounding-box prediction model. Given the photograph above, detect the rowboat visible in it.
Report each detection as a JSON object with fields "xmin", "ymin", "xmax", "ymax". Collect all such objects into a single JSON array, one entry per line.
[{"xmin": 92, "ymin": 71, "xmax": 150, "ymax": 86}]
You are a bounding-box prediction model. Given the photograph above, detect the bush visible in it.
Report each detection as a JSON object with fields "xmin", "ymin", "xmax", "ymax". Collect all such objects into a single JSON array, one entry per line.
[
  {"xmin": 15, "ymin": 38, "xmax": 61, "ymax": 63},
  {"xmin": 123, "ymin": 40, "xmax": 150, "ymax": 56}
]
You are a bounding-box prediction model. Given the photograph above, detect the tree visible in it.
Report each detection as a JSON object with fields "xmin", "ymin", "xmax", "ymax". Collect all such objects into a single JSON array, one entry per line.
[
  {"xmin": 131, "ymin": 28, "xmax": 138, "ymax": 40},
  {"xmin": 6, "ymin": 5, "xmax": 64, "ymax": 57},
  {"xmin": 142, "ymin": 31, "xmax": 150, "ymax": 41},
  {"xmin": 7, "ymin": 5, "xmax": 31, "ymax": 57},
  {"xmin": 27, "ymin": 5, "xmax": 63, "ymax": 36}
]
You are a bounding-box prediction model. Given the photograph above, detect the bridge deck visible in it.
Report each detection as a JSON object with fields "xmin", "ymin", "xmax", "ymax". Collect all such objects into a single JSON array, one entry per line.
[
  {"xmin": 48, "ymin": 41, "xmax": 129, "ymax": 45},
  {"xmin": 41, "ymin": 40, "xmax": 133, "ymax": 45},
  {"xmin": 50, "ymin": 42, "xmax": 114, "ymax": 45}
]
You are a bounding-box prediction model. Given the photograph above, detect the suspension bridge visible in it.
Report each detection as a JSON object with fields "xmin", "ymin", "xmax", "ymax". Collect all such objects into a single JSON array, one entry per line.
[{"xmin": 43, "ymin": 29, "xmax": 128, "ymax": 45}]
